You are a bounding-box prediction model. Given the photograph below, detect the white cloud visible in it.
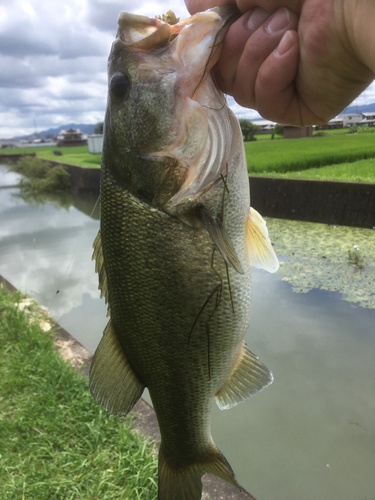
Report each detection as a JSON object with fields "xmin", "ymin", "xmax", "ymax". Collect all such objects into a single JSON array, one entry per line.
[
  {"xmin": 0, "ymin": 0, "xmax": 374, "ymax": 138},
  {"xmin": 353, "ymin": 81, "xmax": 375, "ymax": 106},
  {"xmin": 0, "ymin": 0, "xmax": 189, "ymax": 138}
]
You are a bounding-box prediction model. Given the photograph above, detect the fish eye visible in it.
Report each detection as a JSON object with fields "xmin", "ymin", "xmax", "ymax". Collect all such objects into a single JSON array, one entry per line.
[{"xmin": 110, "ymin": 72, "xmax": 130, "ymax": 99}]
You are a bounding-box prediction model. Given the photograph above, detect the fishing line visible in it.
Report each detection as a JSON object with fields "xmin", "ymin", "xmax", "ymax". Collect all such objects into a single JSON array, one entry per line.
[{"xmin": 51, "ymin": 193, "xmax": 101, "ymax": 323}]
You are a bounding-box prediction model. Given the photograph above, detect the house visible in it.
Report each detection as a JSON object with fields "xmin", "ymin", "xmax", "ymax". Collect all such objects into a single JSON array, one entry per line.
[
  {"xmin": 326, "ymin": 113, "xmax": 366, "ymax": 129},
  {"xmin": 361, "ymin": 112, "xmax": 375, "ymax": 126},
  {"xmin": 326, "ymin": 117, "xmax": 344, "ymax": 129},
  {"xmin": 57, "ymin": 128, "xmax": 88, "ymax": 147},
  {"xmin": 251, "ymin": 119, "xmax": 276, "ymax": 133},
  {"xmin": 342, "ymin": 114, "xmax": 362, "ymax": 127}
]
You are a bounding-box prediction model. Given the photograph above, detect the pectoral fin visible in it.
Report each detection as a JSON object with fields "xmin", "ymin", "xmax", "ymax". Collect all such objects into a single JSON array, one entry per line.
[
  {"xmin": 215, "ymin": 342, "xmax": 273, "ymax": 410},
  {"xmin": 246, "ymin": 207, "xmax": 279, "ymax": 273},
  {"xmin": 197, "ymin": 204, "xmax": 244, "ymax": 274},
  {"xmin": 89, "ymin": 319, "xmax": 145, "ymax": 416}
]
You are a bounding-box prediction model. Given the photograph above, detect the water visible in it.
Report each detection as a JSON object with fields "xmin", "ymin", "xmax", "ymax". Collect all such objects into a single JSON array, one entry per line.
[
  {"xmin": 0, "ymin": 164, "xmax": 374, "ymax": 500},
  {"xmin": 0, "ymin": 165, "xmax": 107, "ymax": 353}
]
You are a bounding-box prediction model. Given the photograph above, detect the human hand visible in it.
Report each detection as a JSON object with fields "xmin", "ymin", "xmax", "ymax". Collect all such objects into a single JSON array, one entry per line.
[{"xmin": 185, "ymin": 0, "xmax": 375, "ymax": 126}]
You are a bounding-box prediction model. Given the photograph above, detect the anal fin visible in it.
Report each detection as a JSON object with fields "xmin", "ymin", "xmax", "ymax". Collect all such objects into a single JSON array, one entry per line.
[
  {"xmin": 215, "ymin": 342, "xmax": 273, "ymax": 410},
  {"xmin": 89, "ymin": 319, "xmax": 145, "ymax": 416}
]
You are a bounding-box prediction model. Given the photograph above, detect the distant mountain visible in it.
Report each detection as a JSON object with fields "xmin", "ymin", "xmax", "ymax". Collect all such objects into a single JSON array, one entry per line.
[
  {"xmin": 342, "ymin": 102, "xmax": 375, "ymax": 114},
  {"xmin": 12, "ymin": 104, "xmax": 375, "ymax": 140},
  {"xmin": 16, "ymin": 123, "xmax": 99, "ymax": 140}
]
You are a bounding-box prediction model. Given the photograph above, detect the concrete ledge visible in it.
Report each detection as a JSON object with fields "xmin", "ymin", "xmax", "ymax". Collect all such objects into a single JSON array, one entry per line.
[
  {"xmin": 250, "ymin": 176, "xmax": 375, "ymax": 228},
  {"xmin": 0, "ymin": 275, "xmax": 257, "ymax": 500}
]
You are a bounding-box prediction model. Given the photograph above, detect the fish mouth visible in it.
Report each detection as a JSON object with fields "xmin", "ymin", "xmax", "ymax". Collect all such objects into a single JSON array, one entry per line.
[{"xmin": 116, "ymin": 6, "xmax": 240, "ymax": 52}]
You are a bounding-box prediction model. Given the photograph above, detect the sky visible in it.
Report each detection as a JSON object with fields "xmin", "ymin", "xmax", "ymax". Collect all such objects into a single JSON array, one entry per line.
[{"xmin": 1, "ymin": 0, "xmax": 375, "ymax": 139}]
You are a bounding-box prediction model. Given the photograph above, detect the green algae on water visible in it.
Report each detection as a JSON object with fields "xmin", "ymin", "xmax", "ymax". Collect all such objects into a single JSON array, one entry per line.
[{"xmin": 266, "ymin": 218, "xmax": 375, "ymax": 309}]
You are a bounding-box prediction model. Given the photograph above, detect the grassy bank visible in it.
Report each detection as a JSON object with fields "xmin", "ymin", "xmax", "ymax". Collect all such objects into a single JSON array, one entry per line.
[
  {"xmin": 3, "ymin": 145, "xmax": 101, "ymax": 168},
  {"xmin": 0, "ymin": 286, "xmax": 158, "ymax": 500}
]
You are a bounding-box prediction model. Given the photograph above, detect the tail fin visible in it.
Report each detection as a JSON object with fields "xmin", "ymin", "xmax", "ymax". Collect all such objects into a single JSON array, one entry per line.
[{"xmin": 158, "ymin": 442, "xmax": 241, "ymax": 500}]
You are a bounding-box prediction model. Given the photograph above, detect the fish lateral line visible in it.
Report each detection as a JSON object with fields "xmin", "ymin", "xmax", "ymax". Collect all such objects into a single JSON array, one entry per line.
[{"xmin": 206, "ymin": 323, "xmax": 211, "ymax": 380}]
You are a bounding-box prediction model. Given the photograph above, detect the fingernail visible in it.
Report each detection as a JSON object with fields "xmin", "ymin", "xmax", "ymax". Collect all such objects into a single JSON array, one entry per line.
[
  {"xmin": 275, "ymin": 30, "xmax": 295, "ymax": 56},
  {"xmin": 247, "ymin": 7, "xmax": 270, "ymax": 32},
  {"xmin": 266, "ymin": 7, "xmax": 291, "ymax": 34}
]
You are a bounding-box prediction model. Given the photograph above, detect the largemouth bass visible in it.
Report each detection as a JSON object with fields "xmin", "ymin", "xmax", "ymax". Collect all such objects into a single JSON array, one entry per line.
[{"xmin": 90, "ymin": 6, "xmax": 279, "ymax": 499}]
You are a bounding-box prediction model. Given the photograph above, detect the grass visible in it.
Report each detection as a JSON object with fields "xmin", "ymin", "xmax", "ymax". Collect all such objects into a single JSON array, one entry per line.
[
  {"xmin": 245, "ymin": 133, "xmax": 375, "ymax": 174},
  {"xmin": 314, "ymin": 128, "xmax": 349, "ymax": 136},
  {"xmin": 2, "ymin": 145, "xmax": 101, "ymax": 168},
  {"xmin": 252, "ymin": 157, "xmax": 375, "ymax": 183},
  {"xmin": 0, "ymin": 286, "xmax": 158, "ymax": 500}
]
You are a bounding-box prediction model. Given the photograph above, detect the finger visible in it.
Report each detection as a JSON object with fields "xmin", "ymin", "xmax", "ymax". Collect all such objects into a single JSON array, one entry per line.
[
  {"xmin": 235, "ymin": 0, "xmax": 302, "ymax": 14},
  {"xmin": 186, "ymin": 0, "xmax": 303, "ymax": 15},
  {"xmin": 254, "ymin": 30, "xmax": 305, "ymax": 124},
  {"xmin": 186, "ymin": 0, "xmax": 236, "ymax": 15},
  {"xmin": 231, "ymin": 7, "xmax": 298, "ymax": 108},
  {"xmin": 215, "ymin": 8, "xmax": 272, "ymax": 95}
]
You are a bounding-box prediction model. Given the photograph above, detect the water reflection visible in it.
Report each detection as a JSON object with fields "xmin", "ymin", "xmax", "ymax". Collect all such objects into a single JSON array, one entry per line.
[
  {"xmin": 0, "ymin": 164, "xmax": 374, "ymax": 500},
  {"xmin": 0, "ymin": 165, "xmax": 106, "ymax": 353},
  {"xmin": 216, "ymin": 270, "xmax": 375, "ymax": 500}
]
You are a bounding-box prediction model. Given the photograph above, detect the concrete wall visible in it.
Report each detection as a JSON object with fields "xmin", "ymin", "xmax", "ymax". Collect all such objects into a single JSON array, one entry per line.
[
  {"xmin": 63, "ymin": 163, "xmax": 100, "ymax": 195},
  {"xmin": 250, "ymin": 176, "xmax": 375, "ymax": 229},
  {"xmin": 283, "ymin": 126, "xmax": 313, "ymax": 139},
  {"xmin": 2, "ymin": 153, "xmax": 374, "ymax": 228}
]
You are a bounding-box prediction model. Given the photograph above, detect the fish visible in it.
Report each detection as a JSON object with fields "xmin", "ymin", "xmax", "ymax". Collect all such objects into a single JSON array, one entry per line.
[{"xmin": 89, "ymin": 5, "xmax": 279, "ymax": 499}]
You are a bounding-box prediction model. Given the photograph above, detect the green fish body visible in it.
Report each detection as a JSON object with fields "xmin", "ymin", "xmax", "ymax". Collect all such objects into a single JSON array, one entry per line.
[{"xmin": 90, "ymin": 7, "xmax": 278, "ymax": 499}]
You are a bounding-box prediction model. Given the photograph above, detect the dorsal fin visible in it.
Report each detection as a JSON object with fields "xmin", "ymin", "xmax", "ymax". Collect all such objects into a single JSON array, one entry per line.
[{"xmin": 92, "ymin": 230, "xmax": 111, "ymax": 316}]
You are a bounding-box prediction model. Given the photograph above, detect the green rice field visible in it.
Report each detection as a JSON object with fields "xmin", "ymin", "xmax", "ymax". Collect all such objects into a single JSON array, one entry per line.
[
  {"xmin": 245, "ymin": 133, "xmax": 375, "ymax": 174},
  {"xmin": 255, "ymin": 157, "xmax": 375, "ymax": 183}
]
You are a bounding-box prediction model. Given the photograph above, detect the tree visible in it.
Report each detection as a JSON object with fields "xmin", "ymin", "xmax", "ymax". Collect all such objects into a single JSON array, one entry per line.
[
  {"xmin": 94, "ymin": 122, "xmax": 104, "ymax": 134},
  {"xmin": 274, "ymin": 123, "xmax": 284, "ymax": 137},
  {"xmin": 239, "ymin": 119, "xmax": 260, "ymax": 141}
]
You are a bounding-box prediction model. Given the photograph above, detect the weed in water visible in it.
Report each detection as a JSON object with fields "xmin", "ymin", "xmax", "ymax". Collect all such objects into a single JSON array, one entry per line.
[{"xmin": 348, "ymin": 247, "xmax": 364, "ymax": 270}]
